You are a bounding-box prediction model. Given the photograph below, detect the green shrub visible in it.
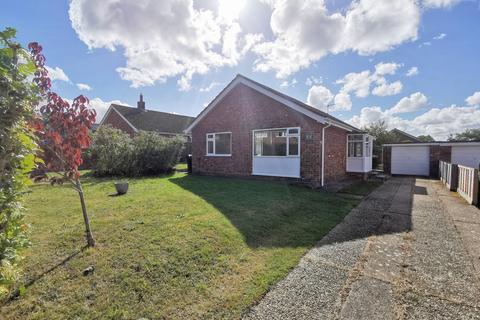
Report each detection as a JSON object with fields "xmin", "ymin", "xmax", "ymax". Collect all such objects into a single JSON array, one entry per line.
[
  {"xmin": 89, "ymin": 125, "xmax": 133, "ymax": 176},
  {"xmin": 132, "ymin": 132, "xmax": 184, "ymax": 175},
  {"xmin": 0, "ymin": 28, "xmax": 39, "ymax": 298},
  {"xmin": 90, "ymin": 126, "xmax": 184, "ymax": 176}
]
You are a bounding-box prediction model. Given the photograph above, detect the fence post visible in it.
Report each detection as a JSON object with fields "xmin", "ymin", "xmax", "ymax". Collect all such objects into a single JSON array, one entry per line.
[{"xmin": 450, "ymin": 164, "xmax": 458, "ymax": 191}]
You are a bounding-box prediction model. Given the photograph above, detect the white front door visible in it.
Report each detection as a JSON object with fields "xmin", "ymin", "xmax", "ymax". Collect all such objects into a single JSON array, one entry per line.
[{"xmin": 391, "ymin": 146, "xmax": 430, "ymax": 176}]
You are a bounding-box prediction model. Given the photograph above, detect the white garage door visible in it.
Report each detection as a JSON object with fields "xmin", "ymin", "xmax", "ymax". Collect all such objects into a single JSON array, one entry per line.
[
  {"xmin": 452, "ymin": 146, "xmax": 480, "ymax": 169},
  {"xmin": 391, "ymin": 146, "xmax": 430, "ymax": 176}
]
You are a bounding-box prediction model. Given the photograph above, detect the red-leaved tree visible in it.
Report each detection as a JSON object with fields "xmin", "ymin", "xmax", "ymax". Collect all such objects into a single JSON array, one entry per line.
[{"xmin": 29, "ymin": 42, "xmax": 97, "ymax": 247}]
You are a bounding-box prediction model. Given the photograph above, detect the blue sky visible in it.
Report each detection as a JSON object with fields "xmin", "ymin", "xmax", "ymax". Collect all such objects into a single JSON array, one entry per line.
[{"xmin": 2, "ymin": 0, "xmax": 480, "ymax": 139}]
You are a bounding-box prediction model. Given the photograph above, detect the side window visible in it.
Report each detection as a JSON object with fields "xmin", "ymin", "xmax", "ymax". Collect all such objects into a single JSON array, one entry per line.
[{"xmin": 206, "ymin": 133, "xmax": 231, "ymax": 156}]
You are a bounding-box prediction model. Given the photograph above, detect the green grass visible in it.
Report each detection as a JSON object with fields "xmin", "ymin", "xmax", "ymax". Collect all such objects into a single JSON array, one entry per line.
[
  {"xmin": 339, "ymin": 180, "xmax": 382, "ymax": 196},
  {"xmin": 175, "ymin": 162, "xmax": 188, "ymax": 171},
  {"xmin": 1, "ymin": 173, "xmax": 364, "ymax": 319}
]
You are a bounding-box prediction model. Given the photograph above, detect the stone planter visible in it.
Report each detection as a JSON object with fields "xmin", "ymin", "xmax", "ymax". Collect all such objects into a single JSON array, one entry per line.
[{"xmin": 114, "ymin": 181, "xmax": 129, "ymax": 195}]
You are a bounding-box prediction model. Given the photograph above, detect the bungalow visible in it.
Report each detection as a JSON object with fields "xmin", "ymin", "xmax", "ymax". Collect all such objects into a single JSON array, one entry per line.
[
  {"xmin": 184, "ymin": 75, "xmax": 373, "ymax": 187},
  {"xmin": 98, "ymin": 94, "xmax": 195, "ymax": 137}
]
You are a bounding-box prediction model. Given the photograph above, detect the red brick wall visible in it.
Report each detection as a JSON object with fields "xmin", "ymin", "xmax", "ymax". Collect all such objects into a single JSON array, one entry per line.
[
  {"xmin": 101, "ymin": 108, "xmax": 136, "ymax": 137},
  {"xmin": 324, "ymin": 126, "xmax": 348, "ymax": 183},
  {"xmin": 191, "ymin": 83, "xmax": 349, "ymax": 186}
]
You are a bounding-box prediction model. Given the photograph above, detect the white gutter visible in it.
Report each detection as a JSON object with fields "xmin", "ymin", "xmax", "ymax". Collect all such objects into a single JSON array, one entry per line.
[{"xmin": 321, "ymin": 121, "xmax": 332, "ymax": 187}]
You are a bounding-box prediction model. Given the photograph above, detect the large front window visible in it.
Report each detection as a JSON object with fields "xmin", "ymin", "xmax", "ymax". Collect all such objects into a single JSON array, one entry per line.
[
  {"xmin": 206, "ymin": 132, "xmax": 231, "ymax": 156},
  {"xmin": 254, "ymin": 127, "xmax": 300, "ymax": 157}
]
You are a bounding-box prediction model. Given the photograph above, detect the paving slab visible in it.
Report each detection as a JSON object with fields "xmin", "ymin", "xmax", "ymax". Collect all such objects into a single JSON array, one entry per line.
[
  {"xmin": 339, "ymin": 277, "xmax": 394, "ymax": 320},
  {"xmin": 244, "ymin": 262, "xmax": 347, "ymax": 320},
  {"xmin": 403, "ymin": 290, "xmax": 480, "ymax": 320},
  {"xmin": 363, "ymin": 234, "xmax": 406, "ymax": 283}
]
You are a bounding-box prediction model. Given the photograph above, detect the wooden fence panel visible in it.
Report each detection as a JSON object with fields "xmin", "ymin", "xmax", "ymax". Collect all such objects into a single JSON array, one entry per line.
[
  {"xmin": 457, "ymin": 165, "xmax": 479, "ymax": 205},
  {"xmin": 439, "ymin": 161, "xmax": 458, "ymax": 191}
]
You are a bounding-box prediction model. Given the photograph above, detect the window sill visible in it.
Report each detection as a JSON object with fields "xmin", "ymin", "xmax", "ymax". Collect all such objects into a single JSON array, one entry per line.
[{"xmin": 206, "ymin": 154, "xmax": 232, "ymax": 157}]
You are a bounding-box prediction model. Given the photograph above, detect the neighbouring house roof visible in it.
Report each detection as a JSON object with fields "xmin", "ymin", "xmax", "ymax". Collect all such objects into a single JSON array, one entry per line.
[
  {"xmin": 389, "ymin": 128, "xmax": 421, "ymax": 143},
  {"xmin": 184, "ymin": 74, "xmax": 360, "ymax": 133},
  {"xmin": 101, "ymin": 104, "xmax": 195, "ymax": 135}
]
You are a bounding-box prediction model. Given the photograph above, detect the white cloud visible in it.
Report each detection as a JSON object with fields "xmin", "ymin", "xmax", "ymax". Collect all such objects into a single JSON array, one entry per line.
[
  {"xmin": 372, "ymin": 81, "xmax": 403, "ymax": 97},
  {"xmin": 422, "ymin": 0, "xmax": 460, "ymax": 8},
  {"xmin": 419, "ymin": 41, "xmax": 432, "ymax": 47},
  {"xmin": 88, "ymin": 98, "xmax": 131, "ymax": 123},
  {"xmin": 46, "ymin": 66, "xmax": 70, "ymax": 82},
  {"xmin": 336, "ymin": 70, "xmax": 372, "ymax": 98},
  {"xmin": 433, "ymin": 33, "xmax": 447, "ymax": 40},
  {"xmin": 307, "ymin": 85, "xmax": 334, "ymax": 110},
  {"xmin": 69, "ymin": 0, "xmax": 260, "ymax": 89},
  {"xmin": 76, "ymin": 83, "xmax": 92, "ymax": 91},
  {"xmin": 253, "ymin": 0, "xmax": 420, "ymax": 78},
  {"xmin": 336, "ymin": 61, "xmax": 403, "ymax": 98},
  {"xmin": 199, "ymin": 82, "xmax": 222, "ymax": 92},
  {"xmin": 374, "ymin": 62, "xmax": 401, "ymax": 76},
  {"xmin": 466, "ymin": 91, "xmax": 480, "ymax": 106},
  {"xmin": 280, "ymin": 78, "xmax": 298, "ymax": 87},
  {"xmin": 347, "ymin": 103, "xmax": 480, "ymax": 140},
  {"xmin": 305, "ymin": 76, "xmax": 323, "ymax": 86},
  {"xmin": 333, "ymin": 92, "xmax": 352, "ymax": 111},
  {"xmin": 406, "ymin": 67, "xmax": 419, "ymax": 77},
  {"xmin": 387, "ymin": 92, "xmax": 428, "ymax": 114}
]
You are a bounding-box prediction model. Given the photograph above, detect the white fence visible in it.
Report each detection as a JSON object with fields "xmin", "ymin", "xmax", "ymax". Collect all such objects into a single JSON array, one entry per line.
[
  {"xmin": 439, "ymin": 161, "xmax": 479, "ymax": 206},
  {"xmin": 457, "ymin": 165, "xmax": 479, "ymax": 205},
  {"xmin": 439, "ymin": 161, "xmax": 458, "ymax": 191}
]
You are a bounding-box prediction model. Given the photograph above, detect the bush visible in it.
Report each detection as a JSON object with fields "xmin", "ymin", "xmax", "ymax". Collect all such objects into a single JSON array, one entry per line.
[
  {"xmin": 90, "ymin": 126, "xmax": 184, "ymax": 176},
  {"xmin": 89, "ymin": 125, "xmax": 133, "ymax": 176},
  {"xmin": 133, "ymin": 132, "xmax": 184, "ymax": 175},
  {"xmin": 0, "ymin": 28, "xmax": 39, "ymax": 298}
]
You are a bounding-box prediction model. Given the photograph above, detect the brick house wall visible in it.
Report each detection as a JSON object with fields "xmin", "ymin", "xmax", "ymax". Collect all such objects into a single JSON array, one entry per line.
[
  {"xmin": 102, "ymin": 109, "xmax": 136, "ymax": 137},
  {"xmin": 191, "ymin": 83, "xmax": 349, "ymax": 186},
  {"xmin": 324, "ymin": 126, "xmax": 348, "ymax": 182}
]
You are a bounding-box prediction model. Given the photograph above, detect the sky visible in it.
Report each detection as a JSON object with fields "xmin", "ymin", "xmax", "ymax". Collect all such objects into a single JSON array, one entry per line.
[{"xmin": 2, "ymin": 0, "xmax": 480, "ymax": 140}]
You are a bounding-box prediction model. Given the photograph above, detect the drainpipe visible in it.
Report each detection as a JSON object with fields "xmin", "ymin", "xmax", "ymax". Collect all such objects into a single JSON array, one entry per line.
[{"xmin": 321, "ymin": 121, "xmax": 332, "ymax": 187}]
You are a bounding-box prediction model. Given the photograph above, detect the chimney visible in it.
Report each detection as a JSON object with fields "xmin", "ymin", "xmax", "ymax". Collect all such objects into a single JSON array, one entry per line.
[{"xmin": 137, "ymin": 93, "xmax": 145, "ymax": 110}]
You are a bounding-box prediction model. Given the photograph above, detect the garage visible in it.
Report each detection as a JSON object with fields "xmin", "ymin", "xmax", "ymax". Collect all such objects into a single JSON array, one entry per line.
[
  {"xmin": 391, "ymin": 145, "xmax": 430, "ymax": 176},
  {"xmin": 452, "ymin": 145, "xmax": 480, "ymax": 168}
]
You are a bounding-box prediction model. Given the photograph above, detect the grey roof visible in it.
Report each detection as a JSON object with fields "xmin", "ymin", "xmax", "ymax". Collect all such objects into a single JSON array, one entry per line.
[
  {"xmin": 112, "ymin": 104, "xmax": 195, "ymax": 134},
  {"xmin": 390, "ymin": 128, "xmax": 420, "ymax": 142}
]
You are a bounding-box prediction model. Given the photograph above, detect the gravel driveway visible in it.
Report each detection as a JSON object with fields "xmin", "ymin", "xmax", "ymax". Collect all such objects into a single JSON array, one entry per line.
[{"xmin": 244, "ymin": 177, "xmax": 480, "ymax": 320}]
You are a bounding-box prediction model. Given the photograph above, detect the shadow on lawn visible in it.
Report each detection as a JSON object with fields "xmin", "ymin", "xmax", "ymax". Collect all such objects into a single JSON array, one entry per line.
[
  {"xmin": 4, "ymin": 246, "xmax": 87, "ymax": 303},
  {"xmin": 169, "ymin": 175, "xmax": 414, "ymax": 249}
]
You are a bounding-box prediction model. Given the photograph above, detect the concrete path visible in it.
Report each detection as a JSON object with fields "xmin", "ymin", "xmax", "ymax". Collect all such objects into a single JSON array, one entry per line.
[{"xmin": 244, "ymin": 177, "xmax": 480, "ymax": 320}]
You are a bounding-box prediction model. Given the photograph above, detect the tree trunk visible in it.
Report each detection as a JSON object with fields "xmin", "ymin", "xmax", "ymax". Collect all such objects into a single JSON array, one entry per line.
[{"xmin": 75, "ymin": 180, "xmax": 95, "ymax": 247}]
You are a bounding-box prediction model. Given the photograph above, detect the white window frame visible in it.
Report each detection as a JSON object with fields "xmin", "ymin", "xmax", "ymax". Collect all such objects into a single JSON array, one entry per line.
[
  {"xmin": 206, "ymin": 132, "xmax": 232, "ymax": 156},
  {"xmin": 252, "ymin": 127, "xmax": 301, "ymax": 158},
  {"xmin": 347, "ymin": 134, "xmax": 373, "ymax": 158}
]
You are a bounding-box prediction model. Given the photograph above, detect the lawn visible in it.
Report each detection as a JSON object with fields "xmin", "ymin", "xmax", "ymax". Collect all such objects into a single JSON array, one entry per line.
[
  {"xmin": 339, "ymin": 180, "xmax": 382, "ymax": 196},
  {"xmin": 1, "ymin": 173, "xmax": 366, "ymax": 319}
]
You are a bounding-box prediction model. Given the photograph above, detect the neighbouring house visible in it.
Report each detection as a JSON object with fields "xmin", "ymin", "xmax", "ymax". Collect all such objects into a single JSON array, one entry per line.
[
  {"xmin": 98, "ymin": 94, "xmax": 195, "ymax": 138},
  {"xmin": 184, "ymin": 74, "xmax": 373, "ymax": 187},
  {"xmin": 383, "ymin": 141, "xmax": 480, "ymax": 177},
  {"xmin": 389, "ymin": 128, "xmax": 421, "ymax": 143}
]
